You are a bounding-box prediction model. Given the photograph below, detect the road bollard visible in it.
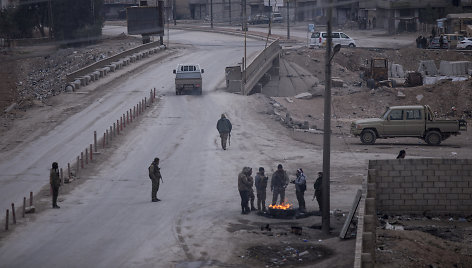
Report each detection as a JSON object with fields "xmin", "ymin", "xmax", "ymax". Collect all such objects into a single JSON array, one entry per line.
[
  {"xmin": 11, "ymin": 203, "xmax": 16, "ymax": 224},
  {"xmin": 110, "ymin": 126, "xmax": 113, "ymax": 141},
  {"xmin": 123, "ymin": 113, "xmax": 126, "ymax": 128},
  {"xmin": 94, "ymin": 131, "xmax": 97, "ymax": 152},
  {"xmin": 113, "ymin": 123, "xmax": 116, "ymax": 137},
  {"xmin": 145, "ymin": 97, "xmax": 147, "ymax": 108},
  {"xmin": 22, "ymin": 197, "xmax": 26, "ymax": 218},
  {"xmin": 81, "ymin": 152, "xmax": 84, "ymax": 168},
  {"xmin": 150, "ymin": 90, "xmax": 153, "ymax": 103},
  {"xmin": 90, "ymin": 144, "xmax": 93, "ymax": 161},
  {"xmin": 29, "ymin": 192, "xmax": 33, "ymax": 206},
  {"xmin": 154, "ymin": 88, "xmax": 156, "ymax": 99},
  {"xmin": 76, "ymin": 156, "xmax": 79, "ymax": 176},
  {"xmin": 121, "ymin": 116, "xmax": 123, "ymax": 131},
  {"xmin": 117, "ymin": 120, "xmax": 120, "ymax": 135},
  {"xmin": 5, "ymin": 209, "xmax": 8, "ymax": 231},
  {"xmin": 127, "ymin": 111, "xmax": 129, "ymax": 124},
  {"xmin": 85, "ymin": 148, "xmax": 88, "ymax": 165},
  {"xmin": 133, "ymin": 106, "xmax": 136, "ymax": 119}
]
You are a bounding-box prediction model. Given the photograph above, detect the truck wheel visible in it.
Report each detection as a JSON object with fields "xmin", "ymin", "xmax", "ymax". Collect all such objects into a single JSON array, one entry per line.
[
  {"xmin": 425, "ymin": 131, "xmax": 441, "ymax": 145},
  {"xmin": 367, "ymin": 79, "xmax": 375, "ymax": 89},
  {"xmin": 348, "ymin": 43, "xmax": 356, "ymax": 48},
  {"xmin": 360, "ymin": 129, "xmax": 376, "ymax": 145}
]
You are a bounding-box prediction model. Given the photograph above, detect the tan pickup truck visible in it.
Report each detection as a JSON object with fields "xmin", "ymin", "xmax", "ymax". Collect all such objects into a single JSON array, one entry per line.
[{"xmin": 350, "ymin": 105, "xmax": 467, "ymax": 145}]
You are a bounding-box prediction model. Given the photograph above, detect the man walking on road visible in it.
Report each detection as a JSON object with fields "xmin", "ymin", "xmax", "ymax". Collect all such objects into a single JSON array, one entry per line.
[
  {"xmin": 271, "ymin": 164, "xmax": 289, "ymax": 205},
  {"xmin": 50, "ymin": 162, "xmax": 61, "ymax": 208},
  {"xmin": 238, "ymin": 167, "xmax": 252, "ymax": 214},
  {"xmin": 216, "ymin": 114, "xmax": 232, "ymax": 150},
  {"xmin": 255, "ymin": 167, "xmax": 268, "ymax": 212},
  {"xmin": 149, "ymin": 157, "xmax": 163, "ymax": 202}
]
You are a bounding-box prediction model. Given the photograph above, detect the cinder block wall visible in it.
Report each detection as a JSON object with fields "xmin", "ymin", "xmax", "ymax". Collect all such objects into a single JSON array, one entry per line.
[{"xmin": 369, "ymin": 159, "xmax": 472, "ymax": 216}]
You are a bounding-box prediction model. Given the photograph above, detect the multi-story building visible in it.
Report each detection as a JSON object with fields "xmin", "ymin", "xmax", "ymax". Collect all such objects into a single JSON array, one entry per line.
[{"xmin": 360, "ymin": 0, "xmax": 472, "ymax": 33}]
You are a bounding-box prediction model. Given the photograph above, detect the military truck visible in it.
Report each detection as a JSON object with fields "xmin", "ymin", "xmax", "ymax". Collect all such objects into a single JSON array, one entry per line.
[
  {"xmin": 350, "ymin": 105, "xmax": 467, "ymax": 145},
  {"xmin": 173, "ymin": 64, "xmax": 204, "ymax": 95}
]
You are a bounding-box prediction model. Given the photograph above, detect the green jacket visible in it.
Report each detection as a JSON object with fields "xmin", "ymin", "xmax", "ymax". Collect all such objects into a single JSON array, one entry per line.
[
  {"xmin": 50, "ymin": 168, "xmax": 61, "ymax": 188},
  {"xmin": 149, "ymin": 163, "xmax": 162, "ymax": 182}
]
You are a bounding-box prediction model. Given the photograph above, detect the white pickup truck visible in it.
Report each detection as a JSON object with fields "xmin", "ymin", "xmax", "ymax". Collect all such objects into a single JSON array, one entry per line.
[{"xmin": 173, "ymin": 64, "xmax": 204, "ymax": 95}]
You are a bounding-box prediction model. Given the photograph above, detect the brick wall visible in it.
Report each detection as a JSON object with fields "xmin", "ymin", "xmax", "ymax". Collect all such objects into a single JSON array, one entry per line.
[{"xmin": 369, "ymin": 159, "xmax": 472, "ymax": 216}]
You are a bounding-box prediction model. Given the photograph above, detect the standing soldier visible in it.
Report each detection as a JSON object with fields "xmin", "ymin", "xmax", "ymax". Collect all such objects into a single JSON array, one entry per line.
[
  {"xmin": 255, "ymin": 167, "xmax": 268, "ymax": 212},
  {"xmin": 271, "ymin": 164, "xmax": 289, "ymax": 205},
  {"xmin": 313, "ymin": 172, "xmax": 323, "ymax": 212},
  {"xmin": 50, "ymin": 162, "xmax": 61, "ymax": 208},
  {"xmin": 291, "ymin": 169, "xmax": 307, "ymax": 212},
  {"xmin": 216, "ymin": 114, "xmax": 232, "ymax": 150},
  {"xmin": 238, "ymin": 167, "xmax": 252, "ymax": 214},
  {"xmin": 247, "ymin": 171, "xmax": 257, "ymax": 211},
  {"xmin": 149, "ymin": 157, "xmax": 164, "ymax": 202}
]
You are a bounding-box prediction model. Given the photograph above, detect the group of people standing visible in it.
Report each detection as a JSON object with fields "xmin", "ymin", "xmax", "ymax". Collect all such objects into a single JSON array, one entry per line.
[{"xmin": 237, "ymin": 165, "xmax": 324, "ymax": 215}]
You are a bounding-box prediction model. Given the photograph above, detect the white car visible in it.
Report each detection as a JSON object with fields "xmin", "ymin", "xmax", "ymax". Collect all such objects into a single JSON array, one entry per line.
[
  {"xmin": 457, "ymin": 38, "xmax": 472, "ymax": 50},
  {"xmin": 309, "ymin": 31, "xmax": 356, "ymax": 48}
]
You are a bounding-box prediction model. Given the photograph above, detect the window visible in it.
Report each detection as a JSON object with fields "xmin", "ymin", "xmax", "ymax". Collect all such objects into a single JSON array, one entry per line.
[
  {"xmin": 322, "ymin": 33, "xmax": 327, "ymax": 38},
  {"xmin": 332, "ymin": 33, "xmax": 340, "ymax": 38},
  {"xmin": 340, "ymin": 33, "xmax": 349, "ymax": 38},
  {"xmin": 389, "ymin": 110, "xmax": 403, "ymax": 120},
  {"xmin": 406, "ymin": 109, "xmax": 422, "ymax": 120}
]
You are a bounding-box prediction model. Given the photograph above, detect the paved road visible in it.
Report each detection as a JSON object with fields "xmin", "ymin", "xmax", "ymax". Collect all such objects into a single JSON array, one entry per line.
[{"xmin": 0, "ymin": 27, "xmax": 395, "ymax": 267}]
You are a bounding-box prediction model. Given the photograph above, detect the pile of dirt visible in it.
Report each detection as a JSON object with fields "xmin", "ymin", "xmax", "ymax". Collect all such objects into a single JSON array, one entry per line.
[
  {"xmin": 0, "ymin": 35, "xmax": 141, "ymax": 111},
  {"xmin": 275, "ymin": 47, "xmax": 472, "ymax": 134}
]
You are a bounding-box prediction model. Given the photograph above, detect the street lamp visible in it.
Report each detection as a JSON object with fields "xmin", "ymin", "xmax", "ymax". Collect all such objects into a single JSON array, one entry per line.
[{"xmin": 322, "ymin": 0, "xmax": 339, "ymax": 235}]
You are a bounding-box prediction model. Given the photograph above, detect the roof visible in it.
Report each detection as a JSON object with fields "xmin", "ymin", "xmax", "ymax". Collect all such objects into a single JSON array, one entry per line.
[
  {"xmin": 446, "ymin": 13, "xmax": 472, "ymax": 19},
  {"xmin": 389, "ymin": 105, "xmax": 425, "ymax": 110}
]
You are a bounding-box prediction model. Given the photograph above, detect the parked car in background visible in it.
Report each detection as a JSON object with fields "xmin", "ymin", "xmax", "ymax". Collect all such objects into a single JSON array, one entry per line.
[
  {"xmin": 457, "ymin": 37, "xmax": 472, "ymax": 50},
  {"xmin": 271, "ymin": 13, "xmax": 283, "ymax": 23},
  {"xmin": 248, "ymin": 14, "xmax": 269, "ymax": 25},
  {"xmin": 309, "ymin": 31, "xmax": 356, "ymax": 48},
  {"xmin": 428, "ymin": 36, "xmax": 449, "ymax": 49}
]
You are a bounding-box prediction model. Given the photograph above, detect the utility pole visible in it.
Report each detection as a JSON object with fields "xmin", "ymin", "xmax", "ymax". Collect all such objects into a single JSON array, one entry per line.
[
  {"xmin": 48, "ymin": 0, "xmax": 53, "ymax": 39},
  {"xmin": 229, "ymin": 0, "xmax": 232, "ymax": 24},
  {"xmin": 210, "ymin": 0, "xmax": 213, "ymax": 28},
  {"xmin": 241, "ymin": 0, "xmax": 246, "ymax": 31},
  {"xmin": 322, "ymin": 0, "xmax": 333, "ymax": 235},
  {"xmin": 268, "ymin": 0, "xmax": 271, "ymax": 35},
  {"xmin": 286, "ymin": 0, "xmax": 290, "ymax": 39}
]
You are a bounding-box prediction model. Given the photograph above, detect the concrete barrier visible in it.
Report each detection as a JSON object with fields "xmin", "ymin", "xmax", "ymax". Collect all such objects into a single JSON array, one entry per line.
[
  {"xmin": 66, "ymin": 41, "xmax": 161, "ymax": 82},
  {"xmin": 439, "ymin": 61, "xmax": 472, "ymax": 76},
  {"xmin": 418, "ymin": 60, "xmax": 438, "ymax": 76}
]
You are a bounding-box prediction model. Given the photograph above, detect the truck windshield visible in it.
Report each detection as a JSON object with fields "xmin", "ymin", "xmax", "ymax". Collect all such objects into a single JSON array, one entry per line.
[{"xmin": 381, "ymin": 109, "xmax": 390, "ymax": 119}]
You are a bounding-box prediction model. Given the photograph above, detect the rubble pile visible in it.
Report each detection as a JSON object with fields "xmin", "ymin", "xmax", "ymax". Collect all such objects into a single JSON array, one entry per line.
[{"xmin": 1, "ymin": 36, "xmax": 140, "ymax": 110}]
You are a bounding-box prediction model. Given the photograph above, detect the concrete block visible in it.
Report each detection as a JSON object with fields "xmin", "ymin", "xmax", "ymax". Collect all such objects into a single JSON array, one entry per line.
[
  {"xmin": 393, "ymin": 200, "xmax": 404, "ymax": 205},
  {"xmin": 365, "ymin": 198, "xmax": 376, "ymax": 215},
  {"xmin": 294, "ymin": 92, "xmax": 313, "ymax": 99},
  {"xmin": 73, "ymin": 80, "xmax": 81, "ymax": 89},
  {"xmin": 93, "ymin": 71, "xmax": 100, "ymax": 80},
  {"xmin": 427, "ymin": 188, "xmax": 440, "ymax": 193},
  {"xmin": 78, "ymin": 77, "xmax": 86, "ymax": 86},
  {"xmin": 418, "ymin": 60, "xmax": 438, "ymax": 76},
  {"xmin": 363, "ymin": 215, "xmax": 377, "ymax": 232},
  {"xmin": 65, "ymin": 84, "xmax": 75, "ymax": 92}
]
